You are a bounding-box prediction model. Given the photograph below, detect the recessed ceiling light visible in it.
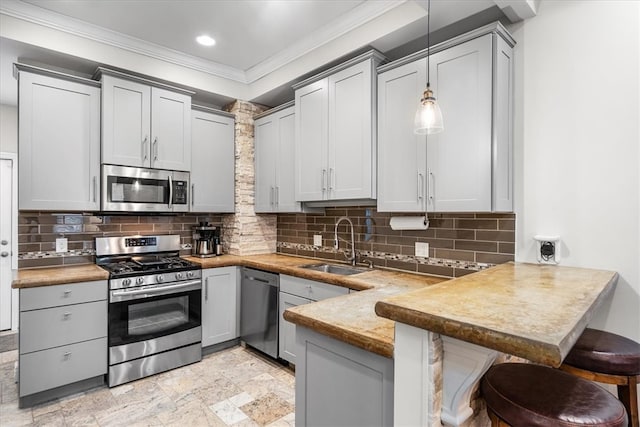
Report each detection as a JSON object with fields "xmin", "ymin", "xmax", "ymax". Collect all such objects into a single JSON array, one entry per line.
[{"xmin": 196, "ymin": 35, "xmax": 216, "ymax": 47}]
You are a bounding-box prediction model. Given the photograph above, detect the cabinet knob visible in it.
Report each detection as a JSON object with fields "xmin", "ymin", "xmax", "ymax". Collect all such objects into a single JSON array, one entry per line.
[
  {"xmin": 0, "ymin": 252, "xmax": 8, "ymax": 258},
  {"xmin": 62, "ymin": 312, "xmax": 71, "ymax": 319},
  {"xmin": 63, "ymin": 290, "xmax": 72, "ymax": 297},
  {"xmin": 1, "ymin": 240, "xmax": 8, "ymax": 245},
  {"xmin": 63, "ymin": 352, "xmax": 72, "ymax": 360}
]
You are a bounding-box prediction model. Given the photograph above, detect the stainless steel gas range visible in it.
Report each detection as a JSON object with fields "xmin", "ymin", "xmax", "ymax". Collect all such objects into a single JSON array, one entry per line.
[{"xmin": 95, "ymin": 235, "xmax": 202, "ymax": 387}]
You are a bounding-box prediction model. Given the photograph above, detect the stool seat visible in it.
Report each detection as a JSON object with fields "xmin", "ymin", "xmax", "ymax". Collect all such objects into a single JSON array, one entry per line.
[
  {"xmin": 482, "ymin": 363, "xmax": 628, "ymax": 427},
  {"xmin": 564, "ymin": 328, "xmax": 640, "ymax": 376}
]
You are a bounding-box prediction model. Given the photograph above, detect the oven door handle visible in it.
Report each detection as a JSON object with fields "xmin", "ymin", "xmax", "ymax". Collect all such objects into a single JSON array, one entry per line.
[{"xmin": 110, "ymin": 280, "xmax": 201, "ymax": 303}]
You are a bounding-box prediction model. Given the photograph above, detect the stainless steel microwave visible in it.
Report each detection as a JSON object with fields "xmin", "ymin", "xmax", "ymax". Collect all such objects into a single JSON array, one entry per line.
[{"xmin": 102, "ymin": 165, "xmax": 189, "ymax": 213}]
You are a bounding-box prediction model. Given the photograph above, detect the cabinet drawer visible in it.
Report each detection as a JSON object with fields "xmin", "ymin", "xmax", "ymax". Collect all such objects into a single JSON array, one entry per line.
[
  {"xmin": 20, "ymin": 280, "xmax": 107, "ymax": 311},
  {"xmin": 19, "ymin": 337, "xmax": 107, "ymax": 397},
  {"xmin": 20, "ymin": 300, "xmax": 107, "ymax": 354},
  {"xmin": 280, "ymin": 275, "xmax": 349, "ymax": 301}
]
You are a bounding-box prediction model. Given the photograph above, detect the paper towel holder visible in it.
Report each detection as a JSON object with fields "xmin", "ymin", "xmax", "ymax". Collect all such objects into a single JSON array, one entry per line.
[{"xmin": 389, "ymin": 212, "xmax": 429, "ymax": 231}]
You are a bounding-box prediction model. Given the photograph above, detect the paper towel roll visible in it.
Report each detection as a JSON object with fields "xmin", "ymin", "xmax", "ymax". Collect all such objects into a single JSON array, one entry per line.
[{"xmin": 389, "ymin": 216, "xmax": 429, "ymax": 231}]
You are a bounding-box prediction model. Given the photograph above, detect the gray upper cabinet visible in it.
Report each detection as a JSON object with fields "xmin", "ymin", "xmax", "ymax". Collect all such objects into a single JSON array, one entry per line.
[
  {"xmin": 255, "ymin": 103, "xmax": 300, "ymax": 213},
  {"xmin": 294, "ymin": 51, "xmax": 385, "ymax": 202},
  {"xmin": 101, "ymin": 71, "xmax": 192, "ymax": 171},
  {"xmin": 17, "ymin": 67, "xmax": 101, "ymax": 211},
  {"xmin": 191, "ymin": 108, "xmax": 235, "ymax": 213},
  {"xmin": 377, "ymin": 24, "xmax": 515, "ymax": 213}
]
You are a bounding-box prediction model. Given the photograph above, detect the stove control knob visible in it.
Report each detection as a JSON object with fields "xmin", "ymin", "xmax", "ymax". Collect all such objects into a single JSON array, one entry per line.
[
  {"xmin": 156, "ymin": 275, "xmax": 164, "ymax": 283},
  {"xmin": 136, "ymin": 277, "xmax": 144, "ymax": 285},
  {"xmin": 187, "ymin": 271, "xmax": 194, "ymax": 278},
  {"xmin": 123, "ymin": 278, "xmax": 131, "ymax": 287},
  {"xmin": 176, "ymin": 272, "xmax": 183, "ymax": 280}
]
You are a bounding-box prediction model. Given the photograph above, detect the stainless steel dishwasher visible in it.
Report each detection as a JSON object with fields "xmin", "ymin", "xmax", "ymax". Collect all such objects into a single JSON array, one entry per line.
[{"xmin": 240, "ymin": 267, "xmax": 279, "ymax": 358}]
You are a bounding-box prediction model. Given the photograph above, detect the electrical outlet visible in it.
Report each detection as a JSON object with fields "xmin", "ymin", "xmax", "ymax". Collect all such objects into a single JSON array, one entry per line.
[
  {"xmin": 313, "ymin": 234, "xmax": 323, "ymax": 247},
  {"xmin": 55, "ymin": 238, "xmax": 68, "ymax": 253},
  {"xmin": 415, "ymin": 242, "xmax": 429, "ymax": 258}
]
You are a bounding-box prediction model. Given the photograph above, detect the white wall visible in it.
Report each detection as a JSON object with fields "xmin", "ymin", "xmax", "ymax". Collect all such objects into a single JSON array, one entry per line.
[
  {"xmin": 511, "ymin": 1, "xmax": 640, "ymax": 341},
  {"xmin": 0, "ymin": 104, "xmax": 17, "ymax": 153}
]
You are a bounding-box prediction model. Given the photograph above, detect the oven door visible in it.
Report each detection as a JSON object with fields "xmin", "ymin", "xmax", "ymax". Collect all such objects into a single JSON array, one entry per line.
[
  {"xmin": 102, "ymin": 164, "xmax": 189, "ymax": 212},
  {"xmin": 108, "ymin": 279, "xmax": 201, "ymax": 363}
]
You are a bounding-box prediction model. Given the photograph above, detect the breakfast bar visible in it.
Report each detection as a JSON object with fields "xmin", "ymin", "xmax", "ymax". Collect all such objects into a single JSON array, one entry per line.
[{"xmin": 375, "ymin": 262, "xmax": 619, "ymax": 426}]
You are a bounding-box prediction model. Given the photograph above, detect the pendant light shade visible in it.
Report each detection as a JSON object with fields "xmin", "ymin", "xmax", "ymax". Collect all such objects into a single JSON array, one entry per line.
[
  {"xmin": 414, "ymin": 84, "xmax": 444, "ymax": 135},
  {"xmin": 414, "ymin": 0, "xmax": 444, "ymax": 135}
]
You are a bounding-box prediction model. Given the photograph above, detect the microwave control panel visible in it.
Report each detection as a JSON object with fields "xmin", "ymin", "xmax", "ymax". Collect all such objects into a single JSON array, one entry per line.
[{"xmin": 173, "ymin": 181, "xmax": 188, "ymax": 204}]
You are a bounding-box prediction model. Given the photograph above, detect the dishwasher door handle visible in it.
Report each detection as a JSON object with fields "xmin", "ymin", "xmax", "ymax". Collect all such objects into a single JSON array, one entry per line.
[{"xmin": 245, "ymin": 276, "xmax": 277, "ymax": 286}]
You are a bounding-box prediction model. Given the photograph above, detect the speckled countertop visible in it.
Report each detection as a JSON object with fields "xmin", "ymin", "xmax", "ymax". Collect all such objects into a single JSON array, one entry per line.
[
  {"xmin": 375, "ymin": 262, "xmax": 618, "ymax": 367},
  {"xmin": 12, "ymin": 264, "xmax": 109, "ymax": 288},
  {"xmin": 12, "ymin": 256, "xmax": 618, "ymax": 366},
  {"xmin": 13, "ymin": 253, "xmax": 446, "ymax": 359}
]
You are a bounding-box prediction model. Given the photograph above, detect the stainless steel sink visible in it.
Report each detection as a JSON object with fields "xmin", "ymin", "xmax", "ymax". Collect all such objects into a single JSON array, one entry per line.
[{"xmin": 298, "ymin": 263, "xmax": 368, "ymax": 276}]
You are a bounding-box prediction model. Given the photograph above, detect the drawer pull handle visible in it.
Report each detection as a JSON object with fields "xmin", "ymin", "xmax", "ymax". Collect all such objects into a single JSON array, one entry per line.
[{"xmin": 63, "ymin": 352, "xmax": 71, "ymax": 360}]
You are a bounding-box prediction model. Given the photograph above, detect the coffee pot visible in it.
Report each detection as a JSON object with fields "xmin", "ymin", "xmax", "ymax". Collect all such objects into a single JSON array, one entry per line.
[{"xmin": 192, "ymin": 222, "xmax": 218, "ymax": 257}]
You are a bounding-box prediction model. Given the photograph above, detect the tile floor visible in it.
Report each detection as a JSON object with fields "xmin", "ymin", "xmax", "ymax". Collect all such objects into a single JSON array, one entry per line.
[{"xmin": 0, "ymin": 336, "xmax": 296, "ymax": 427}]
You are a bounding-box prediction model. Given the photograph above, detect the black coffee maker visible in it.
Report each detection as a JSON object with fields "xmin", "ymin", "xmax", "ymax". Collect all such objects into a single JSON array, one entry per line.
[{"xmin": 192, "ymin": 222, "xmax": 220, "ymax": 257}]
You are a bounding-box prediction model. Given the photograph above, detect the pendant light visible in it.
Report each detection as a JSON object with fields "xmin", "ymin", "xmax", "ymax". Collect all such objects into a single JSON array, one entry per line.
[{"xmin": 414, "ymin": 0, "xmax": 444, "ymax": 135}]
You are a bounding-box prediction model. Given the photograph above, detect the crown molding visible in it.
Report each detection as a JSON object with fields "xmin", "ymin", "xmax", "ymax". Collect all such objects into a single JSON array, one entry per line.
[
  {"xmin": 245, "ymin": 0, "xmax": 406, "ymax": 83},
  {"xmin": 1, "ymin": 0, "xmax": 407, "ymax": 87},
  {"xmin": 0, "ymin": 0, "xmax": 247, "ymax": 82}
]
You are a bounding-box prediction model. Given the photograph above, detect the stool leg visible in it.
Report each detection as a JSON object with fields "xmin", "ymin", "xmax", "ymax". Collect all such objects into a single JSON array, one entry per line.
[{"xmin": 617, "ymin": 375, "xmax": 639, "ymax": 427}]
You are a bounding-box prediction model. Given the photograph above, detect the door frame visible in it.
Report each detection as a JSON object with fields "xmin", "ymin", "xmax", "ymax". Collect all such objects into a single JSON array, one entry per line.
[{"xmin": 1, "ymin": 152, "xmax": 19, "ymax": 330}]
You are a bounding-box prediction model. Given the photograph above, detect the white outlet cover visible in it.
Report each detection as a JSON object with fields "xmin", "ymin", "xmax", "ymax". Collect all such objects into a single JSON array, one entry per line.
[
  {"xmin": 55, "ymin": 238, "xmax": 68, "ymax": 253},
  {"xmin": 313, "ymin": 234, "xmax": 323, "ymax": 246},
  {"xmin": 415, "ymin": 242, "xmax": 429, "ymax": 257}
]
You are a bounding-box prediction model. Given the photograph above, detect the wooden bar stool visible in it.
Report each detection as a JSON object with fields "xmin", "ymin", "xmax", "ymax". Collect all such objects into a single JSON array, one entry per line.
[
  {"xmin": 560, "ymin": 328, "xmax": 640, "ymax": 427},
  {"xmin": 481, "ymin": 363, "xmax": 628, "ymax": 427}
]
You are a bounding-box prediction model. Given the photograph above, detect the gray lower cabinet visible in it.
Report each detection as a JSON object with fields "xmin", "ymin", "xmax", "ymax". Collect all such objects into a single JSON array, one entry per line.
[
  {"xmin": 278, "ymin": 275, "xmax": 348, "ymax": 364},
  {"xmin": 201, "ymin": 267, "xmax": 240, "ymax": 347},
  {"xmin": 295, "ymin": 326, "xmax": 394, "ymax": 427},
  {"xmin": 19, "ymin": 280, "xmax": 108, "ymax": 406}
]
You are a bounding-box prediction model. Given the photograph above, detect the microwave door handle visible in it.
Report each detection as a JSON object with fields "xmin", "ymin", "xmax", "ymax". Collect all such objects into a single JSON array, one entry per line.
[{"xmin": 168, "ymin": 175, "xmax": 173, "ymax": 208}]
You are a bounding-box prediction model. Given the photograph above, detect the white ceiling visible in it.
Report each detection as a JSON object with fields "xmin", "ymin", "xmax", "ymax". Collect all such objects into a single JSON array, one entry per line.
[
  {"xmin": 0, "ymin": 0, "xmax": 534, "ymax": 107},
  {"xmin": 21, "ymin": 0, "xmax": 368, "ymax": 72}
]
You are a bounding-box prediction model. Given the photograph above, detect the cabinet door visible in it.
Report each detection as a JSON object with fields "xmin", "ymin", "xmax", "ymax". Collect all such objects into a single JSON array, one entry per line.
[
  {"xmin": 191, "ymin": 110, "xmax": 235, "ymax": 213},
  {"xmin": 328, "ymin": 60, "xmax": 374, "ymax": 200},
  {"xmin": 492, "ymin": 35, "xmax": 514, "ymax": 212},
  {"xmin": 279, "ymin": 292, "xmax": 312, "ymax": 364},
  {"xmin": 254, "ymin": 114, "xmax": 278, "ymax": 213},
  {"xmin": 101, "ymin": 75, "xmax": 151, "ymax": 168},
  {"xmin": 151, "ymin": 87, "xmax": 192, "ymax": 171},
  {"xmin": 426, "ymin": 35, "xmax": 493, "ymax": 212},
  {"xmin": 377, "ymin": 59, "xmax": 428, "ymax": 212},
  {"xmin": 295, "ymin": 79, "xmax": 328, "ymax": 201},
  {"xmin": 274, "ymin": 108, "xmax": 301, "ymax": 212},
  {"xmin": 18, "ymin": 72, "xmax": 100, "ymax": 211},
  {"xmin": 202, "ymin": 267, "xmax": 239, "ymax": 347}
]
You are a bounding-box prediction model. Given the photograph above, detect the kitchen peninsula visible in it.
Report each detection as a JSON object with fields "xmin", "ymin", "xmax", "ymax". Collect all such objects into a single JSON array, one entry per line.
[
  {"xmin": 285, "ymin": 261, "xmax": 618, "ymax": 426},
  {"xmin": 13, "ymin": 255, "xmax": 618, "ymax": 426}
]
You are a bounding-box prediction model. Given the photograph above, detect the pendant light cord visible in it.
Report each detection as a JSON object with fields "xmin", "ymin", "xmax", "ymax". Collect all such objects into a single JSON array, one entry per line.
[{"xmin": 427, "ymin": 0, "xmax": 431, "ymax": 86}]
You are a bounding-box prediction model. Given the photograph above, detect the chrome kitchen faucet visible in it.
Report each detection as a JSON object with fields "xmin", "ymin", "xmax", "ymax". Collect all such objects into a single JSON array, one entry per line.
[{"xmin": 334, "ymin": 216, "xmax": 357, "ymax": 266}]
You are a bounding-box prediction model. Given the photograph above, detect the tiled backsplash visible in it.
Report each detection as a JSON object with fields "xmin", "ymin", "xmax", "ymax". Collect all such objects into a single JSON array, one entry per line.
[
  {"xmin": 277, "ymin": 208, "xmax": 515, "ymax": 278},
  {"xmin": 18, "ymin": 211, "xmax": 223, "ymax": 269}
]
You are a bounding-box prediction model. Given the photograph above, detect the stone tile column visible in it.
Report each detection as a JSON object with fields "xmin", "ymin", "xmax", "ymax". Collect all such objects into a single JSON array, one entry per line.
[{"xmin": 221, "ymin": 100, "xmax": 276, "ymax": 255}]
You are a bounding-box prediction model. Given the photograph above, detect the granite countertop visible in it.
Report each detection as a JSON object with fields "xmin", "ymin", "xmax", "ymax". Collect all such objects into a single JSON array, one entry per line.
[
  {"xmin": 375, "ymin": 261, "xmax": 618, "ymax": 367},
  {"xmin": 12, "ymin": 264, "xmax": 110, "ymax": 288},
  {"xmin": 13, "ymin": 255, "xmax": 618, "ymax": 367},
  {"xmin": 14, "ymin": 253, "xmax": 447, "ymax": 358}
]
